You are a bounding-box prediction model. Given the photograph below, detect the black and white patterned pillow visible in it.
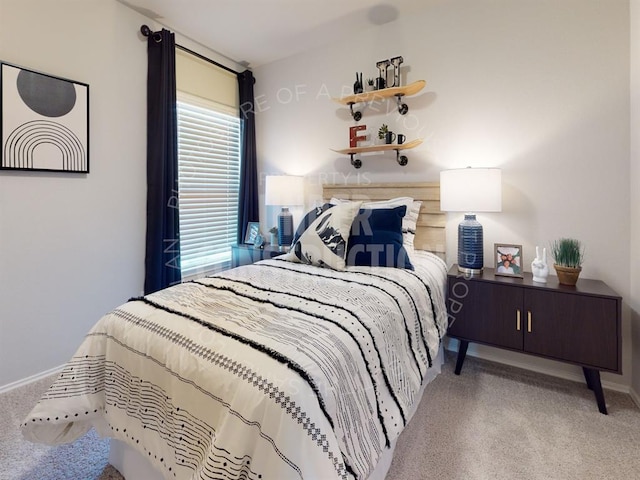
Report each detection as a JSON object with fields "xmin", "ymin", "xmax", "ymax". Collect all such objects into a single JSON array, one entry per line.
[
  {"xmin": 281, "ymin": 201, "xmax": 362, "ymax": 270},
  {"xmin": 290, "ymin": 203, "xmax": 334, "ymax": 245}
]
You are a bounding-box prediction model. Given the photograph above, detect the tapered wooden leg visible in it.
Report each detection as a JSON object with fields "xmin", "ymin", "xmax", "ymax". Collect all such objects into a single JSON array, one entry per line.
[
  {"xmin": 582, "ymin": 367, "xmax": 594, "ymax": 390},
  {"xmin": 583, "ymin": 368, "xmax": 607, "ymax": 414},
  {"xmin": 454, "ymin": 340, "xmax": 469, "ymax": 375}
]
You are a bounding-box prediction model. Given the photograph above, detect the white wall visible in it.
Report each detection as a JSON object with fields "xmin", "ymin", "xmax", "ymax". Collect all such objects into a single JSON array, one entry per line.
[
  {"xmin": 630, "ymin": 0, "xmax": 640, "ymax": 399},
  {"xmin": 0, "ymin": 0, "xmax": 240, "ymax": 388},
  {"xmin": 255, "ymin": 0, "xmax": 633, "ymax": 388},
  {"xmin": 0, "ymin": 0, "xmax": 146, "ymax": 387}
]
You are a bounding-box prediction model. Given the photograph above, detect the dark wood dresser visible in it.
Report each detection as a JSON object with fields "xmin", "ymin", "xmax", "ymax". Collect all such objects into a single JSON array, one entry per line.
[{"xmin": 446, "ymin": 265, "xmax": 622, "ymax": 414}]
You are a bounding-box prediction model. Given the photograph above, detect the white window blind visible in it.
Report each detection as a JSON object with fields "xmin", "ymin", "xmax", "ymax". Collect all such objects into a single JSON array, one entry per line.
[{"xmin": 177, "ymin": 94, "xmax": 241, "ymax": 276}]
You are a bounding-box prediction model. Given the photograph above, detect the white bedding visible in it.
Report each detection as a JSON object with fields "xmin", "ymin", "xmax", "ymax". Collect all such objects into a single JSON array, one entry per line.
[{"xmin": 22, "ymin": 252, "xmax": 448, "ymax": 480}]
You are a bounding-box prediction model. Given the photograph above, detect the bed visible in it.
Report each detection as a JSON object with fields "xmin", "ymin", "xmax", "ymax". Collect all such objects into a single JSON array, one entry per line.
[{"xmin": 22, "ymin": 182, "xmax": 447, "ymax": 480}]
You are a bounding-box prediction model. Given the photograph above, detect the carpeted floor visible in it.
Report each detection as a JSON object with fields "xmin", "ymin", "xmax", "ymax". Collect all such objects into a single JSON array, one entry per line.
[
  {"xmin": 0, "ymin": 373, "xmax": 121, "ymax": 480},
  {"xmin": 2, "ymin": 352, "xmax": 639, "ymax": 480},
  {"xmin": 387, "ymin": 354, "xmax": 640, "ymax": 479}
]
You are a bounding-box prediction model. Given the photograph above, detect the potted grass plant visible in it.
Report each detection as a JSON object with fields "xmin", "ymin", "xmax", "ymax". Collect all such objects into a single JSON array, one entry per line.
[{"xmin": 550, "ymin": 237, "xmax": 584, "ymax": 286}]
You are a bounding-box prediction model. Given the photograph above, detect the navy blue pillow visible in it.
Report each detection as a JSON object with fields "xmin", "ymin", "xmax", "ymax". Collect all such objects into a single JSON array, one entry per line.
[{"xmin": 346, "ymin": 205, "xmax": 414, "ymax": 270}]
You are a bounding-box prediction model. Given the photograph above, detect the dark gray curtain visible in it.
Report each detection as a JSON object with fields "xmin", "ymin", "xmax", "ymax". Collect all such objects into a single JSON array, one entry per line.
[
  {"xmin": 144, "ymin": 28, "xmax": 181, "ymax": 294},
  {"xmin": 237, "ymin": 70, "xmax": 259, "ymax": 244}
]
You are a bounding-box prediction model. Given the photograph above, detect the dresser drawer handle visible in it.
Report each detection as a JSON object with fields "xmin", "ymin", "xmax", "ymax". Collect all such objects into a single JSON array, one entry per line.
[
  {"xmin": 527, "ymin": 311, "xmax": 532, "ymax": 333},
  {"xmin": 516, "ymin": 310, "xmax": 521, "ymax": 331}
]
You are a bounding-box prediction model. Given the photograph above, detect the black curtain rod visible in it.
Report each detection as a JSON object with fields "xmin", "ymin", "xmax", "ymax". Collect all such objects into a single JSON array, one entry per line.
[
  {"xmin": 140, "ymin": 24, "xmax": 241, "ymax": 75},
  {"xmin": 176, "ymin": 44, "xmax": 239, "ymax": 75}
]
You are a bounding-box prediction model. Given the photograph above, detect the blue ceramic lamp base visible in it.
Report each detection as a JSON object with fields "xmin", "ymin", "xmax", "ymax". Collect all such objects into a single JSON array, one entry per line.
[
  {"xmin": 457, "ymin": 214, "xmax": 484, "ymax": 275},
  {"xmin": 277, "ymin": 207, "xmax": 294, "ymax": 250}
]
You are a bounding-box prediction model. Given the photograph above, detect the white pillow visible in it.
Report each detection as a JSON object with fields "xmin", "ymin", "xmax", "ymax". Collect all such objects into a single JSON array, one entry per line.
[
  {"xmin": 330, "ymin": 196, "xmax": 421, "ymax": 251},
  {"xmin": 330, "ymin": 196, "xmax": 413, "ymax": 210},
  {"xmin": 281, "ymin": 201, "xmax": 362, "ymax": 270},
  {"xmin": 402, "ymin": 200, "xmax": 422, "ymax": 251}
]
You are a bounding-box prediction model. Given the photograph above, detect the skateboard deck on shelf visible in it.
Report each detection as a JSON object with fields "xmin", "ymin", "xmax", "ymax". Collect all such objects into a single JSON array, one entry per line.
[
  {"xmin": 334, "ymin": 80, "xmax": 426, "ymax": 105},
  {"xmin": 331, "ymin": 138, "xmax": 423, "ymax": 155}
]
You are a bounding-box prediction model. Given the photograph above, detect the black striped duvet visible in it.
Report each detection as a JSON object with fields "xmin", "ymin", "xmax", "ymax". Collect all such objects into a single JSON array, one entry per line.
[{"xmin": 22, "ymin": 252, "xmax": 448, "ymax": 480}]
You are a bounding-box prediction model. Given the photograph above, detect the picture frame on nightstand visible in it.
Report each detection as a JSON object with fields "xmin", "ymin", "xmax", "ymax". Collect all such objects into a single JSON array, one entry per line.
[
  {"xmin": 494, "ymin": 243, "xmax": 523, "ymax": 277},
  {"xmin": 244, "ymin": 222, "xmax": 260, "ymax": 244}
]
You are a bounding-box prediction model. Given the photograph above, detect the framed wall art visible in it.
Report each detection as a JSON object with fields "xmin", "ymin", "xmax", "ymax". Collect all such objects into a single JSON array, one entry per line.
[
  {"xmin": 495, "ymin": 243, "xmax": 523, "ymax": 278},
  {"xmin": 1, "ymin": 62, "xmax": 89, "ymax": 173}
]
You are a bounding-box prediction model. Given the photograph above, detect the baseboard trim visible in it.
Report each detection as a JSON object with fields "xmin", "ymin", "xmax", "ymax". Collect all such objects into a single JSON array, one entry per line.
[
  {"xmin": 0, "ymin": 365, "xmax": 64, "ymax": 394},
  {"xmin": 629, "ymin": 386, "xmax": 640, "ymax": 409}
]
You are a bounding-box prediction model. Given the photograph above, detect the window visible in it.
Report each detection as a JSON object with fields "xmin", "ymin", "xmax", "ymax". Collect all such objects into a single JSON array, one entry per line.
[
  {"xmin": 175, "ymin": 48, "xmax": 240, "ymax": 278},
  {"xmin": 177, "ymin": 94, "xmax": 241, "ymax": 277}
]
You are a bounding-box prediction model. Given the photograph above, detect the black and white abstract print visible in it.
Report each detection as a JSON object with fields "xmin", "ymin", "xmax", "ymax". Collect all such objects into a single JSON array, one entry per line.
[{"xmin": 1, "ymin": 62, "xmax": 89, "ymax": 173}]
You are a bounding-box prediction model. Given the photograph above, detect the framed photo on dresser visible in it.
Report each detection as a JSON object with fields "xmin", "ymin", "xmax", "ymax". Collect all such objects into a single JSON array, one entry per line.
[{"xmin": 495, "ymin": 243, "xmax": 523, "ymax": 278}]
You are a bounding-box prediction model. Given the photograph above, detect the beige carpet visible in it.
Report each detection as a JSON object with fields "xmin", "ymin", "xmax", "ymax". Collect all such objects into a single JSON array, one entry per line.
[
  {"xmin": 388, "ymin": 354, "xmax": 640, "ymax": 480},
  {"xmin": 0, "ymin": 373, "xmax": 121, "ymax": 480},
  {"xmin": 2, "ymin": 352, "xmax": 639, "ymax": 480}
]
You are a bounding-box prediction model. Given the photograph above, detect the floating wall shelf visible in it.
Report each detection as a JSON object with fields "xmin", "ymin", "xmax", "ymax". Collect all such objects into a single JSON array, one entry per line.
[
  {"xmin": 333, "ymin": 80, "xmax": 426, "ymax": 120},
  {"xmin": 331, "ymin": 138, "xmax": 423, "ymax": 169}
]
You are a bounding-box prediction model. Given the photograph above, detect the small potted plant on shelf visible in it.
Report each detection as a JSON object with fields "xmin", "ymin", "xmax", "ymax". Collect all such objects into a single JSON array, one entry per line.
[
  {"xmin": 365, "ymin": 78, "xmax": 375, "ymax": 91},
  {"xmin": 550, "ymin": 237, "xmax": 584, "ymax": 286},
  {"xmin": 378, "ymin": 124, "xmax": 389, "ymax": 144},
  {"xmin": 269, "ymin": 226, "xmax": 278, "ymax": 246}
]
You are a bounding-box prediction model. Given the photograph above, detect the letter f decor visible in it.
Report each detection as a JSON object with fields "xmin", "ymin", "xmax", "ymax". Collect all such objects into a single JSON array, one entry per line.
[{"xmin": 349, "ymin": 125, "xmax": 367, "ymax": 148}]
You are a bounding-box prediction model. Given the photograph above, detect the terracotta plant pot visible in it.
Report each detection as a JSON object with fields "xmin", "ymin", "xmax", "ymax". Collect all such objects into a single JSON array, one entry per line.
[{"xmin": 554, "ymin": 264, "xmax": 582, "ymax": 286}]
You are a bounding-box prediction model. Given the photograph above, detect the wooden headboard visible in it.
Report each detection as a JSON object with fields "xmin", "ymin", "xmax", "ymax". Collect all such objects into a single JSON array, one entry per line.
[{"xmin": 322, "ymin": 182, "xmax": 446, "ymax": 257}]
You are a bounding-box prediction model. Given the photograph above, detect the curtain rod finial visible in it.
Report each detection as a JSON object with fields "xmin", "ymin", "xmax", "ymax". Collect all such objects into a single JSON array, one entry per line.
[{"xmin": 140, "ymin": 24, "xmax": 151, "ymax": 37}]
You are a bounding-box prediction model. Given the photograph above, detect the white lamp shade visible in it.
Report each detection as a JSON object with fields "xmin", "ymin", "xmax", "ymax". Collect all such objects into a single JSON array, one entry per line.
[
  {"xmin": 440, "ymin": 168, "xmax": 502, "ymax": 212},
  {"xmin": 265, "ymin": 175, "xmax": 304, "ymax": 206}
]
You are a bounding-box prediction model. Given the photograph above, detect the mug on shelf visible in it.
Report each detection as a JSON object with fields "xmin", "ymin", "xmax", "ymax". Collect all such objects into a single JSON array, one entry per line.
[
  {"xmin": 385, "ymin": 131, "xmax": 396, "ymax": 144},
  {"xmin": 397, "ymin": 134, "xmax": 406, "ymax": 145}
]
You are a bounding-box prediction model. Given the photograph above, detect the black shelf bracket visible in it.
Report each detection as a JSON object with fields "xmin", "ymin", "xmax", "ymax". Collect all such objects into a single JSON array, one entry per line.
[
  {"xmin": 395, "ymin": 149, "xmax": 408, "ymax": 166},
  {"xmin": 347, "ymin": 102, "xmax": 362, "ymax": 121},
  {"xmin": 395, "ymin": 94, "xmax": 409, "ymax": 115},
  {"xmin": 346, "ymin": 151, "xmax": 407, "ymax": 169}
]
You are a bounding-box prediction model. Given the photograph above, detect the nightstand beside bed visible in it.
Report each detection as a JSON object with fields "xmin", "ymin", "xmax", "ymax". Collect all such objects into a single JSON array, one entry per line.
[
  {"xmin": 446, "ymin": 265, "xmax": 622, "ymax": 414},
  {"xmin": 231, "ymin": 243, "xmax": 284, "ymax": 268}
]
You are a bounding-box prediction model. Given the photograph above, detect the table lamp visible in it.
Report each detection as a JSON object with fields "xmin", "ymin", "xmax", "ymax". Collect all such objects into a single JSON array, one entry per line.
[
  {"xmin": 265, "ymin": 175, "xmax": 304, "ymax": 250},
  {"xmin": 440, "ymin": 167, "xmax": 502, "ymax": 274}
]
